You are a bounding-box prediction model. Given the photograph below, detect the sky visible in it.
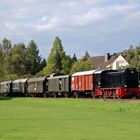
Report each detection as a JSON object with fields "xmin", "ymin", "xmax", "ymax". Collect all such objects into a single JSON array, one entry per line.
[{"xmin": 0, "ymin": 0, "xmax": 140, "ymax": 59}]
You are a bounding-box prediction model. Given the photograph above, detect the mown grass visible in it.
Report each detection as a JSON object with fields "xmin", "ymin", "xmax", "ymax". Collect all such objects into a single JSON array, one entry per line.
[{"xmin": 0, "ymin": 98, "xmax": 140, "ymax": 140}]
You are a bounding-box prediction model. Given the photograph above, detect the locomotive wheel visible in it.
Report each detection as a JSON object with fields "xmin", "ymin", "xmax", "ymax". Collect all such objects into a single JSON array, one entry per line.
[
  {"xmin": 132, "ymin": 96, "xmax": 137, "ymax": 99},
  {"xmin": 116, "ymin": 94, "xmax": 120, "ymax": 99},
  {"xmin": 113, "ymin": 92, "xmax": 116, "ymax": 99},
  {"xmin": 103, "ymin": 93, "xmax": 106, "ymax": 100},
  {"xmin": 112, "ymin": 92, "xmax": 120, "ymax": 99}
]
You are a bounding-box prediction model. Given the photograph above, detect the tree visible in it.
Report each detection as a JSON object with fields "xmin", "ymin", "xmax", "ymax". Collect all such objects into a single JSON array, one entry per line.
[
  {"xmin": 82, "ymin": 51, "xmax": 90, "ymax": 61},
  {"xmin": 6, "ymin": 43, "xmax": 27, "ymax": 76},
  {"xmin": 70, "ymin": 51, "xmax": 93, "ymax": 73},
  {"xmin": 120, "ymin": 44, "xmax": 140, "ymax": 71},
  {"xmin": 129, "ymin": 45, "xmax": 140, "ymax": 71},
  {"xmin": 121, "ymin": 45, "xmax": 135, "ymax": 63},
  {"xmin": 0, "ymin": 44, "xmax": 5, "ymax": 81},
  {"xmin": 25, "ymin": 40, "xmax": 42, "ymax": 75},
  {"xmin": 40, "ymin": 58, "xmax": 47, "ymax": 70},
  {"xmin": 43, "ymin": 36, "xmax": 65, "ymax": 75},
  {"xmin": 1, "ymin": 38, "xmax": 12, "ymax": 75},
  {"xmin": 62, "ymin": 55, "xmax": 72, "ymax": 74},
  {"xmin": 71, "ymin": 59, "xmax": 93, "ymax": 74},
  {"xmin": 71, "ymin": 53, "xmax": 77, "ymax": 63},
  {"xmin": 1, "ymin": 38, "xmax": 12, "ymax": 53}
]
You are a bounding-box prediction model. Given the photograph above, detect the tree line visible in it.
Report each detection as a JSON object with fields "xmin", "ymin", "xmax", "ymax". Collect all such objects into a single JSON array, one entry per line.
[
  {"xmin": 0, "ymin": 39, "xmax": 46, "ymax": 81},
  {"xmin": 43, "ymin": 37, "xmax": 93, "ymax": 75},
  {"xmin": 0, "ymin": 36, "xmax": 139, "ymax": 82},
  {"xmin": 0, "ymin": 36, "xmax": 93, "ymax": 82},
  {"xmin": 120, "ymin": 44, "xmax": 140, "ymax": 71}
]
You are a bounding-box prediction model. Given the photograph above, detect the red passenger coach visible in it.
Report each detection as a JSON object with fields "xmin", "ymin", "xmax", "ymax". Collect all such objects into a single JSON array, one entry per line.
[{"xmin": 71, "ymin": 70, "xmax": 96, "ymax": 97}]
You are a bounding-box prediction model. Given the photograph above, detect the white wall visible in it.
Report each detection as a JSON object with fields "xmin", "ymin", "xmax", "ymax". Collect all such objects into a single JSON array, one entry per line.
[
  {"xmin": 112, "ymin": 55, "xmax": 129, "ymax": 70},
  {"xmin": 106, "ymin": 55, "xmax": 129, "ymax": 70}
]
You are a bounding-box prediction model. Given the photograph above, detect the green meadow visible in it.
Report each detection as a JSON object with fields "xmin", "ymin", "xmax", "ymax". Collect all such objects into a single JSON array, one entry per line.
[{"xmin": 0, "ymin": 98, "xmax": 140, "ymax": 140}]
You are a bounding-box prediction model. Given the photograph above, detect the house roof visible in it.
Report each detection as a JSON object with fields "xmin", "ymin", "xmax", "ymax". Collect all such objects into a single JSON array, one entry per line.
[
  {"xmin": 91, "ymin": 55, "xmax": 117, "ymax": 69},
  {"xmin": 91, "ymin": 56, "xmax": 105, "ymax": 69},
  {"xmin": 100, "ymin": 57, "xmax": 117, "ymax": 69}
]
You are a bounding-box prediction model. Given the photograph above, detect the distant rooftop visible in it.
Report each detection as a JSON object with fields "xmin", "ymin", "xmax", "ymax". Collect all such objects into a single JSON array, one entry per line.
[{"xmin": 90, "ymin": 53, "xmax": 118, "ymax": 70}]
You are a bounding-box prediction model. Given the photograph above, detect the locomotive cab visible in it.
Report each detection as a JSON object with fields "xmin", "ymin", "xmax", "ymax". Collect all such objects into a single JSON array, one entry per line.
[
  {"xmin": 94, "ymin": 70, "xmax": 117, "ymax": 98},
  {"xmin": 95, "ymin": 68, "xmax": 139, "ymax": 98}
]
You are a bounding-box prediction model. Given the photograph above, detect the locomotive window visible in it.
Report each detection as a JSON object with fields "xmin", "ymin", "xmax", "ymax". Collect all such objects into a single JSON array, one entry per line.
[
  {"xmin": 102, "ymin": 72, "xmax": 125, "ymax": 88},
  {"xmin": 125, "ymin": 69, "xmax": 138, "ymax": 88}
]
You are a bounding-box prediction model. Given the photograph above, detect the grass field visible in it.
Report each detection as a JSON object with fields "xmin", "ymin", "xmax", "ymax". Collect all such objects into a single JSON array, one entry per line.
[{"xmin": 0, "ymin": 98, "xmax": 140, "ymax": 140}]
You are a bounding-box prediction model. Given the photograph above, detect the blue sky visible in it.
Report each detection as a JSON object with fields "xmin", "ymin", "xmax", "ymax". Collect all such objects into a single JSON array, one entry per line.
[{"xmin": 0, "ymin": 0, "xmax": 140, "ymax": 58}]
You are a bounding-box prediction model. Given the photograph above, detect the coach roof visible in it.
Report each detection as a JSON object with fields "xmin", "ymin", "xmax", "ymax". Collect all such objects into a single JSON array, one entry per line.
[
  {"xmin": 0, "ymin": 81, "xmax": 12, "ymax": 85},
  {"xmin": 12, "ymin": 78, "xmax": 28, "ymax": 83},
  {"xmin": 28, "ymin": 77, "xmax": 47, "ymax": 83},
  {"xmin": 94, "ymin": 70, "xmax": 104, "ymax": 74},
  {"xmin": 47, "ymin": 75, "xmax": 70, "ymax": 79},
  {"xmin": 72, "ymin": 70, "xmax": 97, "ymax": 76}
]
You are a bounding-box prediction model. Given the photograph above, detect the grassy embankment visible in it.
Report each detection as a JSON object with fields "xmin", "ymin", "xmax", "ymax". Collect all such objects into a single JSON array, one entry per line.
[{"xmin": 0, "ymin": 98, "xmax": 140, "ymax": 140}]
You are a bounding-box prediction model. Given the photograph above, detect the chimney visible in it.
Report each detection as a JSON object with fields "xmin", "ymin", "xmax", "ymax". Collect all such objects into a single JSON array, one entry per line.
[{"xmin": 105, "ymin": 53, "xmax": 110, "ymax": 62}]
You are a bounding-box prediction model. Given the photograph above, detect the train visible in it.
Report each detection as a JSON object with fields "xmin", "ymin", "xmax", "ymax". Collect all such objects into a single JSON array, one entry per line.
[{"xmin": 0, "ymin": 68, "xmax": 140, "ymax": 99}]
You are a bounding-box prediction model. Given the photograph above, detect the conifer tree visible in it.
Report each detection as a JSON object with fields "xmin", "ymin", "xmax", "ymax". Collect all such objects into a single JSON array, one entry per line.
[
  {"xmin": 71, "ymin": 53, "xmax": 77, "ymax": 63},
  {"xmin": 25, "ymin": 40, "xmax": 41, "ymax": 75},
  {"xmin": 43, "ymin": 36, "xmax": 65, "ymax": 75},
  {"xmin": 82, "ymin": 51, "xmax": 90, "ymax": 61}
]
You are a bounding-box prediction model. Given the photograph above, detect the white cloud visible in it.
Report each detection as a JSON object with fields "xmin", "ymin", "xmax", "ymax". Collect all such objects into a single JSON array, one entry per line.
[
  {"xmin": 5, "ymin": 22, "xmax": 16, "ymax": 30},
  {"xmin": 30, "ymin": 1, "xmax": 140, "ymax": 32},
  {"xmin": 0, "ymin": 0, "xmax": 140, "ymax": 58},
  {"xmin": 36, "ymin": 17, "xmax": 62, "ymax": 30}
]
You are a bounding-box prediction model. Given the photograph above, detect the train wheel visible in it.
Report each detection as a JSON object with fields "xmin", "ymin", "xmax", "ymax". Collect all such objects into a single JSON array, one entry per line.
[
  {"xmin": 91, "ymin": 93, "xmax": 95, "ymax": 99},
  {"xmin": 113, "ymin": 93, "xmax": 117, "ymax": 99},
  {"xmin": 64, "ymin": 93, "xmax": 68, "ymax": 98},
  {"xmin": 43, "ymin": 93, "xmax": 47, "ymax": 98},
  {"xmin": 53, "ymin": 93, "xmax": 57, "ymax": 98},
  {"xmin": 116, "ymin": 94, "xmax": 120, "ymax": 99},
  {"xmin": 103, "ymin": 93, "xmax": 106, "ymax": 100},
  {"xmin": 73, "ymin": 93, "xmax": 79, "ymax": 98},
  {"xmin": 98, "ymin": 95, "xmax": 102, "ymax": 99},
  {"xmin": 112, "ymin": 92, "xmax": 120, "ymax": 99},
  {"xmin": 132, "ymin": 96, "xmax": 137, "ymax": 99},
  {"xmin": 92, "ymin": 96, "xmax": 95, "ymax": 99}
]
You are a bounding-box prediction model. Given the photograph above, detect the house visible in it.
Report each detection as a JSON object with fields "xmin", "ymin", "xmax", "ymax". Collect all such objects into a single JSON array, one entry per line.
[{"xmin": 91, "ymin": 53, "xmax": 129, "ymax": 70}]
